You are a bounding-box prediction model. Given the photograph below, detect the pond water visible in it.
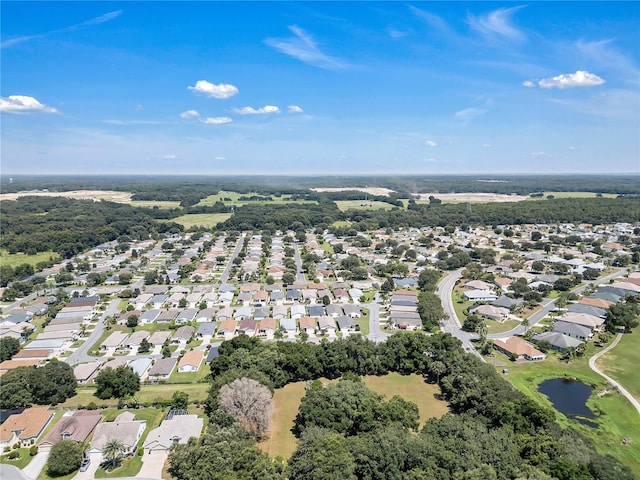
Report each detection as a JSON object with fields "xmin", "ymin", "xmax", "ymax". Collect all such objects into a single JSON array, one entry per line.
[{"xmin": 538, "ymin": 378, "xmax": 598, "ymax": 428}]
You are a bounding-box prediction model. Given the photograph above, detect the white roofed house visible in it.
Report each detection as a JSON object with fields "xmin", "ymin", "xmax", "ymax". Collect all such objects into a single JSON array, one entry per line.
[
  {"xmin": 100, "ymin": 331, "xmax": 128, "ymax": 351},
  {"xmin": 318, "ymin": 316, "xmax": 336, "ymax": 336},
  {"xmin": 143, "ymin": 414, "xmax": 204, "ymax": 453},
  {"xmin": 126, "ymin": 330, "xmax": 150, "ymax": 350},
  {"xmin": 172, "ymin": 326, "xmax": 195, "ymax": 343},
  {"xmin": 89, "ymin": 412, "xmax": 146, "ymax": 455}
]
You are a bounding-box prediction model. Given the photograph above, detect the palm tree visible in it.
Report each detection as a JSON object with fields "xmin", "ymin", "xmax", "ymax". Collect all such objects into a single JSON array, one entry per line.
[
  {"xmin": 521, "ymin": 318, "xmax": 530, "ymax": 334},
  {"xmin": 102, "ymin": 438, "xmax": 126, "ymax": 469},
  {"xmin": 430, "ymin": 361, "xmax": 446, "ymax": 384},
  {"xmin": 476, "ymin": 321, "xmax": 488, "ymax": 345}
]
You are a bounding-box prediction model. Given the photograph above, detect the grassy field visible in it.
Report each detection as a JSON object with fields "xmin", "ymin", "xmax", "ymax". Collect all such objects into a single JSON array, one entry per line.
[
  {"xmin": 129, "ymin": 200, "xmax": 182, "ymax": 209},
  {"xmin": 335, "ymin": 200, "xmax": 396, "ymax": 211},
  {"xmin": 486, "ymin": 318, "xmax": 521, "ymax": 334},
  {"xmin": 169, "ymin": 213, "xmax": 232, "ymax": 229},
  {"xmin": 495, "ymin": 344, "xmax": 640, "ymax": 476},
  {"xmin": 258, "ymin": 373, "xmax": 447, "ymax": 459},
  {"xmin": 528, "ymin": 191, "xmax": 618, "ymax": 199},
  {"xmin": 597, "ymin": 330, "xmax": 640, "ymax": 402},
  {"xmin": 0, "ymin": 249, "xmax": 59, "ymax": 268},
  {"xmin": 60, "ymin": 381, "xmax": 210, "ymax": 409},
  {"xmin": 196, "ymin": 191, "xmax": 316, "ymax": 207}
]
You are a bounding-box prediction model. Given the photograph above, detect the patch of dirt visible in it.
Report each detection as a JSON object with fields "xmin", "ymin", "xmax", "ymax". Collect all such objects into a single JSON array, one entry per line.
[
  {"xmin": 310, "ymin": 187, "xmax": 395, "ymax": 197},
  {"xmin": 0, "ymin": 190, "xmax": 132, "ymax": 202}
]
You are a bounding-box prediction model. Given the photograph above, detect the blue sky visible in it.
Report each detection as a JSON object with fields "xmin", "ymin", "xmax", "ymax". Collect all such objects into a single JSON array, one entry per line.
[{"xmin": 1, "ymin": 2, "xmax": 639, "ymax": 175}]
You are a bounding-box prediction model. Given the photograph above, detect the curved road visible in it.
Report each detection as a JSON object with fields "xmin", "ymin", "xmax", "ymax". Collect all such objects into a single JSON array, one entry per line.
[
  {"xmin": 589, "ymin": 333, "xmax": 640, "ymax": 415},
  {"xmin": 436, "ymin": 269, "xmax": 484, "ymax": 361},
  {"xmin": 65, "ymin": 298, "xmax": 120, "ymax": 366}
]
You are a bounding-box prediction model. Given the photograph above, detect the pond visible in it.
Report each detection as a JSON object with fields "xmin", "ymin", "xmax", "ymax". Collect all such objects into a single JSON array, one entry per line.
[{"xmin": 538, "ymin": 378, "xmax": 598, "ymax": 428}]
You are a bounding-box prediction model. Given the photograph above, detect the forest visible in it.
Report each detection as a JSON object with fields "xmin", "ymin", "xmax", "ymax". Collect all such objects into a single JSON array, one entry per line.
[{"xmin": 166, "ymin": 332, "xmax": 634, "ymax": 480}]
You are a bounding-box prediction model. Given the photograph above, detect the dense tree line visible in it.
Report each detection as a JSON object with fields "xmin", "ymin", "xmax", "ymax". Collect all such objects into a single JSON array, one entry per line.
[
  {"xmin": 4, "ymin": 174, "xmax": 638, "ymax": 196},
  {"xmin": 0, "ymin": 360, "xmax": 76, "ymax": 408},
  {"xmin": 0, "ymin": 196, "xmax": 183, "ymax": 260},
  {"xmin": 191, "ymin": 332, "xmax": 633, "ymax": 479}
]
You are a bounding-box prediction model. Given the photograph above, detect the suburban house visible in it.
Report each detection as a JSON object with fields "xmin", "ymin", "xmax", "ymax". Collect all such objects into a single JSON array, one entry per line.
[
  {"xmin": 148, "ymin": 331, "xmax": 172, "ymax": 346},
  {"xmin": 89, "ymin": 411, "xmax": 146, "ymax": 455},
  {"xmin": 336, "ymin": 315, "xmax": 358, "ymax": 332},
  {"xmin": 468, "ymin": 304, "xmax": 510, "ymax": 322},
  {"xmin": 0, "ymin": 407, "xmax": 54, "ymax": 447},
  {"xmin": 147, "ymin": 357, "xmax": 177, "ymax": 381},
  {"xmin": 493, "ymin": 337, "xmax": 546, "ymax": 361},
  {"xmin": 217, "ymin": 319, "xmax": 237, "ymax": 340},
  {"xmin": 464, "ymin": 289, "xmax": 498, "ymax": 302},
  {"xmin": 553, "ymin": 320, "xmax": 593, "ymax": 341},
  {"xmin": 100, "ymin": 331, "xmax": 129, "ymax": 351},
  {"xmin": 172, "ymin": 326, "xmax": 195, "ymax": 343},
  {"xmin": 177, "ymin": 350, "xmax": 204, "ymax": 373},
  {"xmin": 74, "ymin": 361, "xmax": 103, "ymax": 384},
  {"xmin": 142, "ymin": 414, "xmax": 204, "ymax": 453},
  {"xmin": 299, "ymin": 316, "xmax": 317, "ymax": 334},
  {"xmin": 39, "ymin": 411, "xmax": 102, "ymax": 449},
  {"xmin": 317, "ymin": 316, "xmax": 337, "ymax": 335},
  {"xmin": 532, "ymin": 331, "xmax": 583, "ymax": 352},
  {"xmin": 279, "ymin": 317, "xmax": 297, "ymax": 337},
  {"xmin": 257, "ymin": 317, "xmax": 276, "ymax": 339},
  {"xmin": 557, "ymin": 312, "xmax": 605, "ymax": 331}
]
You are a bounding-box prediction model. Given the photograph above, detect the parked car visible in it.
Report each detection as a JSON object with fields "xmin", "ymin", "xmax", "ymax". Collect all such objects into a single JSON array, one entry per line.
[{"xmin": 80, "ymin": 459, "xmax": 91, "ymax": 472}]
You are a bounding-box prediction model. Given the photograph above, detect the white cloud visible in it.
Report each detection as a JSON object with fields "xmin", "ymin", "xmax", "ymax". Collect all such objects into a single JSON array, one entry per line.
[
  {"xmin": 568, "ymin": 146, "xmax": 576, "ymax": 151},
  {"xmin": 467, "ymin": 6, "xmax": 526, "ymax": 41},
  {"xmin": 265, "ymin": 25, "xmax": 347, "ymax": 70},
  {"xmin": 422, "ymin": 158, "xmax": 437, "ymax": 163},
  {"xmin": 135, "ymin": 104, "xmax": 144, "ymax": 112},
  {"xmin": 538, "ymin": 70, "xmax": 605, "ymax": 89},
  {"xmin": 454, "ymin": 107, "xmax": 486, "ymax": 123},
  {"xmin": 1, "ymin": 10, "xmax": 122, "ymax": 48},
  {"xmin": 232, "ymin": 105, "xmax": 280, "ymax": 115},
  {"xmin": 188, "ymin": 80, "xmax": 239, "ymax": 99},
  {"xmin": 482, "ymin": 143, "xmax": 493, "ymax": 148},
  {"xmin": 387, "ymin": 27, "xmax": 410, "ymax": 39},
  {"xmin": 180, "ymin": 109, "xmax": 200, "ymax": 119},
  {"xmin": 521, "ymin": 80, "xmax": 535, "ymax": 88},
  {"xmin": 164, "ymin": 154, "xmax": 177, "ymax": 160},
  {"xmin": 214, "ymin": 156, "xmax": 226, "ymax": 161},
  {"xmin": 0, "ymin": 95, "xmax": 59, "ymax": 114},
  {"xmin": 530, "ymin": 152, "xmax": 548, "ymax": 158},
  {"xmin": 288, "ymin": 105, "xmax": 303, "ymax": 114},
  {"xmin": 425, "ymin": 140, "xmax": 438, "ymax": 147},
  {"xmin": 202, "ymin": 116, "xmax": 232, "ymax": 125}
]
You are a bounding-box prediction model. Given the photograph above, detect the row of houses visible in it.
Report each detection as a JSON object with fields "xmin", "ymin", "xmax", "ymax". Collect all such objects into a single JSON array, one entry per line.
[{"xmin": 0, "ymin": 407, "xmax": 203, "ymax": 457}]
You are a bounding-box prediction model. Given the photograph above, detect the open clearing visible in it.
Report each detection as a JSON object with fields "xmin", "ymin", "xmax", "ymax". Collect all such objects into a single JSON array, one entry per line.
[
  {"xmin": 415, "ymin": 192, "xmax": 530, "ymax": 203},
  {"xmin": 335, "ymin": 200, "xmax": 396, "ymax": 211},
  {"xmin": 310, "ymin": 187, "xmax": 395, "ymax": 197},
  {"xmin": 258, "ymin": 373, "xmax": 447, "ymax": 459},
  {"xmin": 169, "ymin": 213, "xmax": 232, "ymax": 228},
  {"xmin": 196, "ymin": 191, "xmax": 316, "ymax": 207},
  {"xmin": 530, "ymin": 191, "xmax": 618, "ymax": 199},
  {"xmin": 0, "ymin": 249, "xmax": 59, "ymax": 268},
  {"xmin": 0, "ymin": 189, "xmax": 132, "ymax": 202}
]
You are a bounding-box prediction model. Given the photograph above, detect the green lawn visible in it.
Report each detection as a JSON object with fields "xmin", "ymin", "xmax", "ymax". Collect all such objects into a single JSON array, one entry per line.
[
  {"xmin": 597, "ymin": 329, "xmax": 640, "ymax": 403},
  {"xmin": 486, "ymin": 318, "xmax": 521, "ymax": 334},
  {"xmin": 258, "ymin": 373, "xmax": 446, "ymax": 459},
  {"xmin": 61, "ymin": 381, "xmax": 211, "ymax": 409},
  {"xmin": 528, "ymin": 191, "xmax": 618, "ymax": 200},
  {"xmin": 0, "ymin": 448, "xmax": 36, "ymax": 469},
  {"xmin": 497, "ymin": 344, "xmax": 640, "ymax": 476},
  {"xmin": 335, "ymin": 200, "xmax": 396, "ymax": 211},
  {"xmin": 167, "ymin": 360, "xmax": 210, "ymax": 383},
  {"xmin": 0, "ymin": 249, "xmax": 59, "ymax": 268},
  {"xmin": 196, "ymin": 191, "xmax": 317, "ymax": 207},
  {"xmin": 169, "ymin": 213, "xmax": 232, "ymax": 229},
  {"xmin": 358, "ymin": 309, "xmax": 370, "ymax": 336},
  {"xmin": 129, "ymin": 200, "xmax": 182, "ymax": 209}
]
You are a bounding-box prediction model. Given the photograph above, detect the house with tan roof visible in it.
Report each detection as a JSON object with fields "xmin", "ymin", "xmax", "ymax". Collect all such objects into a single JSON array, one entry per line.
[
  {"xmin": 177, "ymin": 350, "xmax": 204, "ymax": 373},
  {"xmin": 100, "ymin": 331, "xmax": 128, "ymax": 350},
  {"xmin": 0, "ymin": 407, "xmax": 54, "ymax": 447},
  {"xmin": 143, "ymin": 414, "xmax": 203, "ymax": 453},
  {"xmin": 578, "ymin": 297, "xmax": 614, "ymax": 309},
  {"xmin": 39, "ymin": 411, "xmax": 102, "ymax": 449},
  {"xmin": 0, "ymin": 359, "xmax": 39, "ymax": 375},
  {"xmin": 493, "ymin": 337, "xmax": 546, "ymax": 361}
]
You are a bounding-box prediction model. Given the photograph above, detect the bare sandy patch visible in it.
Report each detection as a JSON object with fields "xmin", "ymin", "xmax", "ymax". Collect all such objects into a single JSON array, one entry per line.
[
  {"xmin": 310, "ymin": 187, "xmax": 395, "ymax": 197},
  {"xmin": 0, "ymin": 190, "xmax": 133, "ymax": 202},
  {"xmin": 417, "ymin": 192, "xmax": 529, "ymax": 203}
]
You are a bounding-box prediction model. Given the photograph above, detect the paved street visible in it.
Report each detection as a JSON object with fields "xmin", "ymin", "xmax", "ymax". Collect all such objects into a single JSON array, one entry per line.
[
  {"xmin": 65, "ymin": 299, "xmax": 120, "ymax": 366},
  {"xmin": 218, "ymin": 233, "xmax": 244, "ymax": 285}
]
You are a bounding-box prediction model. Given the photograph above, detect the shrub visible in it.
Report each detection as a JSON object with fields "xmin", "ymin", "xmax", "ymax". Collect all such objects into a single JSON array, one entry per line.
[
  {"xmin": 12, "ymin": 443, "xmax": 20, "ymax": 450},
  {"xmin": 137, "ymin": 447, "xmax": 144, "ymax": 456},
  {"xmin": 87, "ymin": 402, "xmax": 98, "ymax": 410},
  {"xmin": 30, "ymin": 445, "xmax": 38, "ymax": 456},
  {"xmin": 7, "ymin": 450, "xmax": 20, "ymax": 460}
]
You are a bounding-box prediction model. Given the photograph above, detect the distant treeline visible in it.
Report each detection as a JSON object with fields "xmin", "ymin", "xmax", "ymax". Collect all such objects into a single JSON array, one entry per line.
[
  {"xmin": 0, "ymin": 196, "xmax": 183, "ymax": 259},
  {"xmin": 2, "ymin": 174, "xmax": 638, "ymax": 201},
  {"xmin": 218, "ymin": 197, "xmax": 640, "ymax": 232}
]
